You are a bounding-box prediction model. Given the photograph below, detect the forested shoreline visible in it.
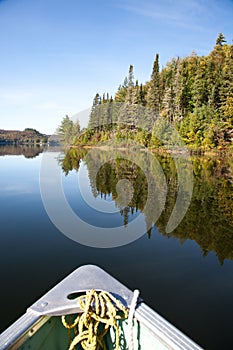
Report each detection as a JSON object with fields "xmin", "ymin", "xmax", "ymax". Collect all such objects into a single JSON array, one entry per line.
[
  {"xmin": 0, "ymin": 128, "xmax": 48, "ymax": 145},
  {"xmin": 58, "ymin": 34, "xmax": 233, "ymax": 152}
]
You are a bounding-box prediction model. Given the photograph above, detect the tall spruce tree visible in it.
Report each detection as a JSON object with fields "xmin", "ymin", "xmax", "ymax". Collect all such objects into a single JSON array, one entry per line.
[
  {"xmin": 147, "ymin": 53, "xmax": 160, "ymax": 118},
  {"xmin": 88, "ymin": 93, "xmax": 101, "ymax": 130},
  {"xmin": 118, "ymin": 65, "xmax": 136, "ymax": 128},
  {"xmin": 128, "ymin": 64, "xmax": 134, "ymax": 87}
]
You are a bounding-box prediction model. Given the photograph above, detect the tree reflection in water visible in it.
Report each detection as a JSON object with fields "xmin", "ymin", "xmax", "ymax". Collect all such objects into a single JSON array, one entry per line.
[
  {"xmin": 0, "ymin": 144, "xmax": 45, "ymax": 158},
  {"xmin": 59, "ymin": 147, "xmax": 233, "ymax": 264}
]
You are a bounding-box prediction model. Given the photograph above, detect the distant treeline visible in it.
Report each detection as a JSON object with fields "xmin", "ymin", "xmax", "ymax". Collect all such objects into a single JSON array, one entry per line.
[
  {"xmin": 0, "ymin": 128, "xmax": 48, "ymax": 145},
  {"xmin": 58, "ymin": 33, "xmax": 232, "ymax": 151}
]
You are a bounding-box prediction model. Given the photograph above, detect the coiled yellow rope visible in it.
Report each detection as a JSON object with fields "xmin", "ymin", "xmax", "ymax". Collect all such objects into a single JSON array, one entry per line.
[{"xmin": 61, "ymin": 289, "xmax": 129, "ymax": 350}]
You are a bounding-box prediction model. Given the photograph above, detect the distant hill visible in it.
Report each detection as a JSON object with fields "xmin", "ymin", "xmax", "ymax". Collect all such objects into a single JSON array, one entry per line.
[{"xmin": 0, "ymin": 128, "xmax": 48, "ymax": 145}]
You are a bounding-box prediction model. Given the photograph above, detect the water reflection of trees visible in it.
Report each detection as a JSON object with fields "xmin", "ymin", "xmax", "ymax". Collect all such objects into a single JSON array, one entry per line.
[
  {"xmin": 0, "ymin": 144, "xmax": 45, "ymax": 158},
  {"xmin": 156, "ymin": 155, "xmax": 233, "ymax": 264},
  {"xmin": 80, "ymin": 148, "xmax": 150, "ymax": 232},
  {"xmin": 58, "ymin": 148, "xmax": 87, "ymax": 175},
  {"xmin": 89, "ymin": 155, "xmax": 149, "ymax": 231},
  {"xmin": 60, "ymin": 148, "xmax": 233, "ymax": 264}
]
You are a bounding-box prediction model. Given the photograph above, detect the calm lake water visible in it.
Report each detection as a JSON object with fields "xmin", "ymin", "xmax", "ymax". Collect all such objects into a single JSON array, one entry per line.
[{"xmin": 0, "ymin": 144, "xmax": 233, "ymax": 349}]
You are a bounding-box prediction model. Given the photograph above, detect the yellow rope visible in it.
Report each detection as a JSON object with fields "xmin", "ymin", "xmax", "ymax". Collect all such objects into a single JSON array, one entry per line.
[{"xmin": 61, "ymin": 289, "xmax": 128, "ymax": 350}]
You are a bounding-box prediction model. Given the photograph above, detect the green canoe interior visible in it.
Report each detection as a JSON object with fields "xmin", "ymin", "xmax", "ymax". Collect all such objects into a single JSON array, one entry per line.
[{"xmin": 18, "ymin": 316, "xmax": 167, "ymax": 350}]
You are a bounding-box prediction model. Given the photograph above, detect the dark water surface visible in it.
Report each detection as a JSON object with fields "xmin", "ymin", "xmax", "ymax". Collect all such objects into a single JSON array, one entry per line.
[{"xmin": 0, "ymin": 145, "xmax": 233, "ymax": 349}]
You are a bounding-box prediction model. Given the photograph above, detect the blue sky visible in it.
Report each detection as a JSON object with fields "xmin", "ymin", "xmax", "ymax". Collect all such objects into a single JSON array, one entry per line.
[{"xmin": 0, "ymin": 0, "xmax": 233, "ymax": 134}]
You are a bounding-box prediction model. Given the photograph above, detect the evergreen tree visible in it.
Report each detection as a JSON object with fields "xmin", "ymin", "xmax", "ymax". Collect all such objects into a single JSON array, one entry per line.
[
  {"xmin": 139, "ymin": 83, "xmax": 147, "ymax": 106},
  {"xmin": 220, "ymin": 45, "xmax": 233, "ymax": 128},
  {"xmin": 162, "ymin": 86, "xmax": 175, "ymax": 123},
  {"xmin": 57, "ymin": 115, "xmax": 78, "ymax": 146},
  {"xmin": 71, "ymin": 120, "xmax": 81, "ymax": 144},
  {"xmin": 216, "ymin": 33, "xmax": 226, "ymax": 46},
  {"xmin": 147, "ymin": 53, "xmax": 160, "ymax": 118},
  {"xmin": 123, "ymin": 77, "xmax": 128, "ymax": 88},
  {"xmin": 128, "ymin": 64, "xmax": 134, "ymax": 87},
  {"xmin": 101, "ymin": 93, "xmax": 114, "ymax": 129},
  {"xmin": 85, "ymin": 34, "xmax": 233, "ymax": 149},
  {"xmin": 88, "ymin": 93, "xmax": 101, "ymax": 130},
  {"xmin": 118, "ymin": 65, "xmax": 136, "ymax": 128},
  {"xmin": 193, "ymin": 57, "xmax": 208, "ymax": 107},
  {"xmin": 129, "ymin": 82, "xmax": 141, "ymax": 129},
  {"xmin": 115, "ymin": 75, "xmax": 130, "ymax": 102}
]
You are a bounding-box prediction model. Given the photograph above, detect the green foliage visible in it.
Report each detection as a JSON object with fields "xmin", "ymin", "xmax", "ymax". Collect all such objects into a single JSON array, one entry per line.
[
  {"xmin": 147, "ymin": 53, "xmax": 160, "ymax": 116},
  {"xmin": 155, "ymin": 154, "xmax": 233, "ymax": 264},
  {"xmin": 72, "ymin": 33, "xmax": 233, "ymax": 152},
  {"xmin": 57, "ymin": 115, "xmax": 80, "ymax": 146},
  {"xmin": 179, "ymin": 106, "xmax": 218, "ymax": 148},
  {"xmin": 59, "ymin": 149, "xmax": 233, "ymax": 263},
  {"xmin": 58, "ymin": 148, "xmax": 87, "ymax": 175}
]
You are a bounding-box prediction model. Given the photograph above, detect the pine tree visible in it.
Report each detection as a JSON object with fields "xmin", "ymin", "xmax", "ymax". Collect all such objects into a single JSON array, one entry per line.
[
  {"xmin": 101, "ymin": 93, "xmax": 114, "ymax": 129},
  {"xmin": 162, "ymin": 86, "xmax": 175, "ymax": 123},
  {"xmin": 139, "ymin": 83, "xmax": 147, "ymax": 106},
  {"xmin": 128, "ymin": 64, "xmax": 134, "ymax": 87},
  {"xmin": 114, "ymin": 74, "xmax": 131, "ymax": 103},
  {"xmin": 118, "ymin": 65, "xmax": 136, "ymax": 128},
  {"xmin": 85, "ymin": 34, "xmax": 232, "ymax": 148},
  {"xmin": 130, "ymin": 82, "xmax": 141, "ymax": 129},
  {"xmin": 216, "ymin": 33, "xmax": 226, "ymax": 46},
  {"xmin": 70, "ymin": 120, "xmax": 81, "ymax": 144},
  {"xmin": 57, "ymin": 115, "xmax": 74, "ymax": 146},
  {"xmin": 220, "ymin": 44, "xmax": 233, "ymax": 128},
  {"xmin": 88, "ymin": 93, "xmax": 101, "ymax": 130},
  {"xmin": 193, "ymin": 57, "xmax": 208, "ymax": 108},
  {"xmin": 208, "ymin": 42, "xmax": 226, "ymax": 110},
  {"xmin": 147, "ymin": 53, "xmax": 160, "ymax": 118}
]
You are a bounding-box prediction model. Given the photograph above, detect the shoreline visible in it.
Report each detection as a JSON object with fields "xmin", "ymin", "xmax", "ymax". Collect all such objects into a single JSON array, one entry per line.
[{"xmin": 71, "ymin": 143, "xmax": 233, "ymax": 157}]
